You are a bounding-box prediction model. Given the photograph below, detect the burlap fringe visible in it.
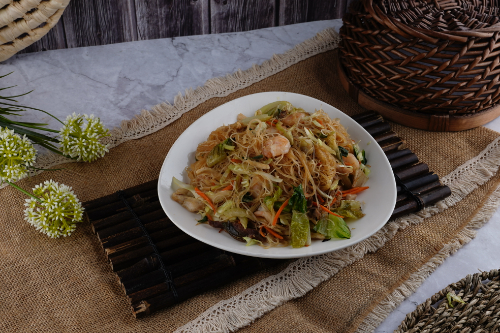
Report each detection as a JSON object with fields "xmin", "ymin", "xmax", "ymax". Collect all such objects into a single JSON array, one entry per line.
[
  {"xmin": 0, "ymin": 27, "xmax": 340, "ymax": 190},
  {"xmin": 174, "ymin": 137, "xmax": 500, "ymax": 333},
  {"xmin": 356, "ymin": 185, "xmax": 500, "ymax": 333}
]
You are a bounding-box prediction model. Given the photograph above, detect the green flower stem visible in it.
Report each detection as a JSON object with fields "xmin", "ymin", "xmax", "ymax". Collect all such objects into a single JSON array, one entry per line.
[{"xmin": 6, "ymin": 180, "xmax": 43, "ymax": 203}]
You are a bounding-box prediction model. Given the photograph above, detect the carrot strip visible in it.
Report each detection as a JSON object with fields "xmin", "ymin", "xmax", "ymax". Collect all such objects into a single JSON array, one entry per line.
[
  {"xmin": 342, "ymin": 186, "xmax": 369, "ymax": 195},
  {"xmin": 319, "ymin": 204, "xmax": 344, "ymax": 218},
  {"xmin": 195, "ymin": 187, "xmax": 216, "ymax": 212},
  {"xmin": 231, "ymin": 158, "xmax": 242, "ymax": 163},
  {"xmin": 329, "ymin": 197, "xmax": 337, "ymax": 207},
  {"xmin": 263, "ymin": 226, "xmax": 284, "ymax": 239},
  {"xmin": 259, "ymin": 226, "xmax": 266, "ymax": 237},
  {"xmin": 220, "ymin": 184, "xmax": 233, "ymax": 191},
  {"xmin": 272, "ymin": 198, "xmax": 290, "ymax": 226},
  {"xmin": 317, "ymin": 195, "xmax": 325, "ymax": 204}
]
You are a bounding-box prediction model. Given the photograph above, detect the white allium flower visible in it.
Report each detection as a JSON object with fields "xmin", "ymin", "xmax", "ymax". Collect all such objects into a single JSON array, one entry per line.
[
  {"xmin": 59, "ymin": 113, "xmax": 110, "ymax": 162},
  {"xmin": 24, "ymin": 180, "xmax": 84, "ymax": 238},
  {"xmin": 0, "ymin": 127, "xmax": 36, "ymax": 182}
]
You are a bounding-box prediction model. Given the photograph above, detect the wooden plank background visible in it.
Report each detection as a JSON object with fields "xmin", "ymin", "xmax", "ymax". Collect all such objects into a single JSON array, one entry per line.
[{"xmin": 21, "ymin": 0, "xmax": 350, "ymax": 54}]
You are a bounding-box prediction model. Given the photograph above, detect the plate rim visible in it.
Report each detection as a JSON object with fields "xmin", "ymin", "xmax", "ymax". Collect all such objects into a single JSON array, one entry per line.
[{"xmin": 158, "ymin": 91, "xmax": 397, "ymax": 259}]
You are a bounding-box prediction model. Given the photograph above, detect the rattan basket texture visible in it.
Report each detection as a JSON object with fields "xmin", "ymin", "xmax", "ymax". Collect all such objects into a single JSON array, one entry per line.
[
  {"xmin": 397, "ymin": 269, "xmax": 500, "ymax": 332},
  {"xmin": 340, "ymin": 0, "xmax": 500, "ymax": 116},
  {"xmin": 0, "ymin": 0, "xmax": 70, "ymax": 62}
]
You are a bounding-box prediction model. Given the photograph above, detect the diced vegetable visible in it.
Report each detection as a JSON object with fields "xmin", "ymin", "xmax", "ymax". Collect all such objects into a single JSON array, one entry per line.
[
  {"xmin": 216, "ymin": 200, "xmax": 234, "ymax": 216},
  {"xmin": 259, "ymin": 101, "xmax": 293, "ymax": 117},
  {"xmin": 290, "ymin": 211, "xmax": 311, "ymax": 248},
  {"xmin": 220, "ymin": 207, "xmax": 251, "ymax": 220},
  {"xmin": 206, "ymin": 138, "xmax": 234, "ymax": 167},
  {"xmin": 314, "ymin": 214, "xmax": 351, "ymax": 239},
  {"xmin": 253, "ymin": 171, "xmax": 283, "ymax": 183},
  {"xmin": 240, "ymin": 114, "xmax": 272, "ymax": 126},
  {"xmin": 334, "ymin": 200, "xmax": 365, "ymax": 219},
  {"xmin": 239, "ymin": 217, "xmax": 248, "ymax": 229},
  {"xmin": 275, "ymin": 121, "xmax": 294, "ymax": 145},
  {"xmin": 243, "ymin": 237, "xmax": 263, "ymax": 246},
  {"xmin": 228, "ymin": 164, "xmax": 251, "ymax": 175},
  {"xmin": 446, "ymin": 292, "xmax": 466, "ymax": 308},
  {"xmin": 264, "ymin": 186, "xmax": 282, "ymax": 214},
  {"xmin": 171, "ymin": 177, "xmax": 195, "ymax": 193}
]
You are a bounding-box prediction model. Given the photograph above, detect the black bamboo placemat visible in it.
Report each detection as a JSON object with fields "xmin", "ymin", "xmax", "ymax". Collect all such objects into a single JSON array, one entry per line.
[{"xmin": 84, "ymin": 113, "xmax": 451, "ymax": 318}]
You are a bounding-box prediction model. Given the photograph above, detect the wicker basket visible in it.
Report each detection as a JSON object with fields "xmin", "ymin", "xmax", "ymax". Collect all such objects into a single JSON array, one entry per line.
[
  {"xmin": 0, "ymin": 0, "xmax": 70, "ymax": 62},
  {"xmin": 339, "ymin": 0, "xmax": 500, "ymax": 131}
]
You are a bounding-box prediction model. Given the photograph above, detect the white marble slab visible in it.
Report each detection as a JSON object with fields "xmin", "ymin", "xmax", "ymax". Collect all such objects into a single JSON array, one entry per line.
[
  {"xmin": 2, "ymin": 18, "xmax": 499, "ymax": 332},
  {"xmin": 1, "ymin": 20, "xmax": 342, "ymax": 132}
]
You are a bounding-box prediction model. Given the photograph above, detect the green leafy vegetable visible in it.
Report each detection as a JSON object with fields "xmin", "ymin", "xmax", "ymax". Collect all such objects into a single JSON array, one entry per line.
[
  {"xmin": 353, "ymin": 143, "xmax": 367, "ymax": 164},
  {"xmin": 274, "ymin": 200, "xmax": 292, "ymax": 213},
  {"xmin": 339, "ymin": 146, "xmax": 349, "ymax": 158},
  {"xmin": 251, "ymin": 155, "xmax": 264, "ymax": 160},
  {"xmin": 197, "ymin": 216, "xmax": 208, "ymax": 223},
  {"xmin": 446, "ymin": 292, "xmax": 465, "ymax": 308},
  {"xmin": 334, "ymin": 200, "xmax": 365, "ymax": 219},
  {"xmin": 288, "ymin": 184, "xmax": 307, "ymax": 213},
  {"xmin": 314, "ymin": 214, "xmax": 351, "ymax": 239},
  {"xmin": 288, "ymin": 185, "xmax": 311, "ymax": 248},
  {"xmin": 242, "ymin": 192, "xmax": 254, "ymax": 202}
]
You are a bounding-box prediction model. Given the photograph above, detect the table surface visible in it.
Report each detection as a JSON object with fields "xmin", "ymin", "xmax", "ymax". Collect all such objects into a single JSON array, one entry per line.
[{"xmin": 3, "ymin": 19, "xmax": 500, "ymax": 332}]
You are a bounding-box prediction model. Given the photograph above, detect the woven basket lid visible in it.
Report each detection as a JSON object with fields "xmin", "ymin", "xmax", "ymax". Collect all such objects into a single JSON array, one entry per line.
[
  {"xmin": 366, "ymin": 0, "xmax": 500, "ymax": 43},
  {"xmin": 397, "ymin": 268, "xmax": 500, "ymax": 332},
  {"xmin": 0, "ymin": 0, "xmax": 71, "ymax": 62},
  {"xmin": 339, "ymin": 0, "xmax": 500, "ymax": 130}
]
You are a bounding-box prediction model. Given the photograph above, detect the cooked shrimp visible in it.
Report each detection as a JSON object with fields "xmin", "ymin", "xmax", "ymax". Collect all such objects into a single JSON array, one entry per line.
[
  {"xmin": 249, "ymin": 175, "xmax": 265, "ymax": 198},
  {"xmin": 254, "ymin": 206, "xmax": 273, "ymax": 224},
  {"xmin": 282, "ymin": 112, "xmax": 306, "ymax": 126},
  {"xmin": 262, "ymin": 134, "xmax": 291, "ymax": 158},
  {"xmin": 342, "ymin": 153, "xmax": 360, "ymax": 173},
  {"xmin": 265, "ymin": 127, "xmax": 279, "ymax": 134}
]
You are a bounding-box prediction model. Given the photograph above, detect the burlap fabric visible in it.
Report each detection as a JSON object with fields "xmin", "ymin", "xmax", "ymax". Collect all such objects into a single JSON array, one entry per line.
[{"xmin": 1, "ymin": 38, "xmax": 500, "ymax": 332}]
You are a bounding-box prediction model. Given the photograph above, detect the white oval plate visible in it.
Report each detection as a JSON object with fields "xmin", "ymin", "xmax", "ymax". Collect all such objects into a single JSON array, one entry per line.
[{"xmin": 158, "ymin": 92, "xmax": 396, "ymax": 259}]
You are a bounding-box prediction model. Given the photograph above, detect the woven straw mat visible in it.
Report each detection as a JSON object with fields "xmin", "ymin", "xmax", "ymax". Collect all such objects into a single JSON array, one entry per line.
[
  {"xmin": 397, "ymin": 269, "xmax": 500, "ymax": 332},
  {"xmin": 1, "ymin": 48, "xmax": 500, "ymax": 332}
]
